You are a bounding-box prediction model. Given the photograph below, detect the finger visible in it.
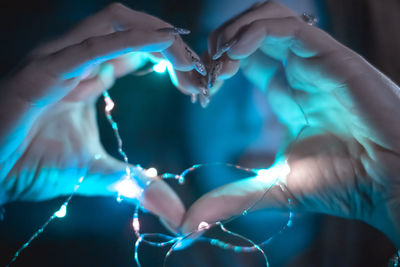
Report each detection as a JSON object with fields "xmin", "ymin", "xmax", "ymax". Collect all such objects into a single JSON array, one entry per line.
[
  {"xmin": 63, "ymin": 63, "xmax": 115, "ymax": 102},
  {"xmin": 240, "ymin": 50, "xmax": 280, "ymax": 90},
  {"xmin": 226, "ymin": 17, "xmax": 341, "ymax": 61},
  {"xmin": 173, "ymin": 69, "xmax": 207, "ymax": 95},
  {"xmin": 80, "ymin": 155, "xmax": 185, "ymax": 229},
  {"xmin": 32, "ymin": 2, "xmax": 205, "ymax": 78},
  {"xmin": 181, "ymin": 133, "xmax": 362, "ymax": 234},
  {"xmin": 40, "ymin": 28, "xmax": 176, "ymax": 80},
  {"xmin": 208, "ymin": 54, "xmax": 240, "ymax": 88},
  {"xmin": 163, "ymin": 41, "xmax": 207, "ymax": 76},
  {"xmin": 31, "ymin": 3, "xmax": 173, "ymax": 56},
  {"xmin": 110, "ymin": 52, "xmax": 151, "ymax": 78}
]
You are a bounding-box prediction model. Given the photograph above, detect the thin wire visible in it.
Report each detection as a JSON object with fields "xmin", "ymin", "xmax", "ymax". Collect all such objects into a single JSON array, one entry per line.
[
  {"xmin": 103, "ymin": 91, "xmax": 138, "ymax": 201},
  {"xmin": 5, "ymin": 81, "xmax": 307, "ymax": 266},
  {"xmin": 106, "ymin": 82, "xmax": 311, "ymax": 267},
  {"xmin": 6, "ymin": 175, "xmax": 85, "ymax": 267}
]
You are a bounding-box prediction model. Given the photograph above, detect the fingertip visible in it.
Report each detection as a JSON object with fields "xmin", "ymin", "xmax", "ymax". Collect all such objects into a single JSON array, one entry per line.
[
  {"xmin": 212, "ymin": 39, "xmax": 238, "ymax": 60},
  {"xmin": 141, "ymin": 179, "xmax": 185, "ymax": 229},
  {"xmin": 156, "ymin": 27, "xmax": 191, "ymax": 35}
]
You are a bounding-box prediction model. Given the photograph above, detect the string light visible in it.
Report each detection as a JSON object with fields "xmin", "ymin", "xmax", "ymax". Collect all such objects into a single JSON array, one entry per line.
[{"xmin": 7, "ymin": 63, "xmax": 301, "ymax": 266}]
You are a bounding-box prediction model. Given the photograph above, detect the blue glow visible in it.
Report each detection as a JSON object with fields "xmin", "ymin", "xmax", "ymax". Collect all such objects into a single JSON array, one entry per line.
[
  {"xmin": 153, "ymin": 60, "xmax": 168, "ymax": 73},
  {"xmin": 255, "ymin": 159, "xmax": 290, "ymax": 185}
]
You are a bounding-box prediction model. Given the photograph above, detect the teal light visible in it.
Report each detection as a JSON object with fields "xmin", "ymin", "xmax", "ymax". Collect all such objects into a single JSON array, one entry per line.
[
  {"xmin": 153, "ymin": 60, "xmax": 168, "ymax": 73},
  {"xmin": 55, "ymin": 204, "xmax": 67, "ymax": 218}
]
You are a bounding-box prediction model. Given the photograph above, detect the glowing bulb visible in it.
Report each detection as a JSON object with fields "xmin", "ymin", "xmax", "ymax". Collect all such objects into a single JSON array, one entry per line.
[
  {"xmin": 198, "ymin": 221, "xmax": 210, "ymax": 231},
  {"xmin": 114, "ymin": 178, "xmax": 143, "ymax": 199},
  {"xmin": 256, "ymin": 160, "xmax": 291, "ymax": 185},
  {"xmin": 153, "ymin": 60, "xmax": 168, "ymax": 73},
  {"xmin": 145, "ymin": 167, "xmax": 158, "ymax": 178},
  {"xmin": 55, "ymin": 204, "xmax": 67, "ymax": 218},
  {"xmin": 104, "ymin": 96, "xmax": 115, "ymax": 112}
]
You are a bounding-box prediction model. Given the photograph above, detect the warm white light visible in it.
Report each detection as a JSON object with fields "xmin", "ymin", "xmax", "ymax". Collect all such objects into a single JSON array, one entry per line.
[
  {"xmin": 198, "ymin": 221, "xmax": 210, "ymax": 231},
  {"xmin": 153, "ymin": 60, "xmax": 168, "ymax": 73},
  {"xmin": 55, "ymin": 204, "xmax": 67, "ymax": 218},
  {"xmin": 145, "ymin": 167, "xmax": 158, "ymax": 178},
  {"xmin": 114, "ymin": 178, "xmax": 143, "ymax": 199}
]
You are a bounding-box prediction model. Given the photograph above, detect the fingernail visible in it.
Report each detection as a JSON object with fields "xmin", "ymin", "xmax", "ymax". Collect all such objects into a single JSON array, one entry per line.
[
  {"xmin": 208, "ymin": 61, "xmax": 223, "ymax": 88},
  {"xmin": 190, "ymin": 94, "xmax": 198, "ymax": 104},
  {"xmin": 199, "ymin": 94, "xmax": 210, "ymax": 108},
  {"xmin": 157, "ymin": 27, "xmax": 191, "ymax": 35},
  {"xmin": 212, "ymin": 39, "xmax": 238, "ymax": 60},
  {"xmin": 202, "ymin": 87, "xmax": 209, "ymax": 97},
  {"xmin": 192, "ymin": 58, "xmax": 207, "ymax": 76},
  {"xmin": 208, "ymin": 73, "xmax": 215, "ymax": 89}
]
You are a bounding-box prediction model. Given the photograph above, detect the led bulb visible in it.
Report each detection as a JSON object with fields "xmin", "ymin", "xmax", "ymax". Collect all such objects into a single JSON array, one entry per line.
[
  {"xmin": 114, "ymin": 178, "xmax": 143, "ymax": 199},
  {"xmin": 55, "ymin": 204, "xmax": 67, "ymax": 218},
  {"xmin": 153, "ymin": 60, "xmax": 168, "ymax": 73}
]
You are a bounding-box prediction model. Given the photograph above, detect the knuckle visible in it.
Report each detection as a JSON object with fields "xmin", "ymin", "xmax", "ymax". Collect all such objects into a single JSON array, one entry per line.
[
  {"xmin": 80, "ymin": 37, "xmax": 96, "ymax": 51},
  {"xmin": 287, "ymin": 15, "xmax": 302, "ymax": 24}
]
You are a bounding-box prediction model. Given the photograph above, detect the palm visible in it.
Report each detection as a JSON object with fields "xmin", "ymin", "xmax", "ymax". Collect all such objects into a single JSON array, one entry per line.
[
  {"xmin": 4, "ymin": 97, "xmax": 103, "ymax": 202},
  {"xmin": 251, "ymin": 48, "xmax": 400, "ymax": 239}
]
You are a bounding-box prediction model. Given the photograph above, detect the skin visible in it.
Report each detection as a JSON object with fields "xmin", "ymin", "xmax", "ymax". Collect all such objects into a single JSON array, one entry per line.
[
  {"xmin": 1, "ymin": 0, "xmax": 400, "ymax": 250},
  {"xmin": 181, "ymin": 1, "xmax": 400, "ymax": 248},
  {"xmin": 0, "ymin": 3, "xmax": 210, "ymax": 230}
]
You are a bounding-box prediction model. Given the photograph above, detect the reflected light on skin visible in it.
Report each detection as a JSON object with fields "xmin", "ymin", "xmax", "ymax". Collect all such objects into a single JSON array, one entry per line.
[
  {"xmin": 114, "ymin": 177, "xmax": 143, "ymax": 199},
  {"xmin": 255, "ymin": 160, "xmax": 290, "ymax": 186}
]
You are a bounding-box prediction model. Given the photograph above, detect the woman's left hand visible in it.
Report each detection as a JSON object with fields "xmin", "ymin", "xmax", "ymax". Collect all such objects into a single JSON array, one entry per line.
[{"xmin": 0, "ymin": 3, "xmax": 202, "ymax": 229}]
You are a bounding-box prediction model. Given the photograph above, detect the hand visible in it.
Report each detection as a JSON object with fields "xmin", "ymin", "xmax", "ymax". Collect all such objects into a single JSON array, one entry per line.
[
  {"xmin": 181, "ymin": 1, "xmax": 400, "ymax": 246},
  {"xmin": 0, "ymin": 2, "xmax": 211, "ymax": 229}
]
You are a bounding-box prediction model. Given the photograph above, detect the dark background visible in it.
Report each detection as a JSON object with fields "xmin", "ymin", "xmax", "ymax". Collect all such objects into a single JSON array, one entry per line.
[{"xmin": 0, "ymin": 0, "xmax": 399, "ymax": 266}]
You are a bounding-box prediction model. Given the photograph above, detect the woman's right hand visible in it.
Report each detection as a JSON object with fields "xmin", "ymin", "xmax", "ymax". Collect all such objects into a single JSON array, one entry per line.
[{"xmin": 181, "ymin": 1, "xmax": 400, "ymax": 246}]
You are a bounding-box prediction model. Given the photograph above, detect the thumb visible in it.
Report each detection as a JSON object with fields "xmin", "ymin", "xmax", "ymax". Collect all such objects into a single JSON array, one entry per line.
[
  {"xmin": 180, "ymin": 161, "xmax": 292, "ymax": 234},
  {"xmin": 79, "ymin": 154, "xmax": 185, "ymax": 230}
]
